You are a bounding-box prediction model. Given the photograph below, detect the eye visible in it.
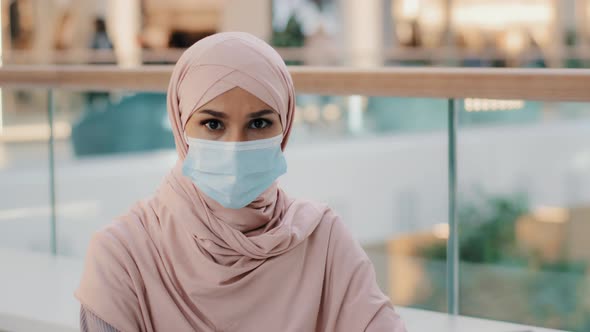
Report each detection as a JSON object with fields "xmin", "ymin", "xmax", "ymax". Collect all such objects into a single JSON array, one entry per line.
[
  {"xmin": 202, "ymin": 119, "xmax": 224, "ymax": 131},
  {"xmin": 249, "ymin": 119, "xmax": 272, "ymax": 129}
]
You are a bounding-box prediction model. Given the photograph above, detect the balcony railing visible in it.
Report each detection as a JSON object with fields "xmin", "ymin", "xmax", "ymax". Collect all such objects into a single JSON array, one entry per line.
[{"xmin": 0, "ymin": 66, "xmax": 589, "ymax": 100}]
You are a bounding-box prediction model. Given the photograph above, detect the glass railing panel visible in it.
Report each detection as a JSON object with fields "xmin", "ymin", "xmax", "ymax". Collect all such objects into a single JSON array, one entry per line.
[
  {"xmin": 51, "ymin": 90, "xmax": 174, "ymax": 256},
  {"xmin": 0, "ymin": 88, "xmax": 53, "ymax": 253},
  {"xmin": 456, "ymin": 98, "xmax": 590, "ymax": 331},
  {"xmin": 288, "ymin": 94, "xmax": 450, "ymax": 311}
]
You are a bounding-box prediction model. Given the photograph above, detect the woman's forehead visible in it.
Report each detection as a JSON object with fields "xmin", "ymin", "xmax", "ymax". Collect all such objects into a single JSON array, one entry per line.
[
  {"xmin": 201, "ymin": 87, "xmax": 274, "ymax": 108},
  {"xmin": 194, "ymin": 87, "xmax": 279, "ymax": 117}
]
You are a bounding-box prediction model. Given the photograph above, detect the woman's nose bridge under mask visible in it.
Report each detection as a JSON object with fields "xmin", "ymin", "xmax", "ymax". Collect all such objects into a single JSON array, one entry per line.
[{"xmin": 182, "ymin": 109, "xmax": 284, "ymax": 143}]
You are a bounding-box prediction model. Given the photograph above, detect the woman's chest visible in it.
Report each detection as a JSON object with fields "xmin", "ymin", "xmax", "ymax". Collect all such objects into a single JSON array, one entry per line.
[{"xmin": 139, "ymin": 237, "xmax": 331, "ymax": 332}]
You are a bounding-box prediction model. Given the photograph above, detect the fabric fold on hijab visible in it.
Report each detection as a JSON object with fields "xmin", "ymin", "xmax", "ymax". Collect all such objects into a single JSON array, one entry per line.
[{"xmin": 75, "ymin": 32, "xmax": 406, "ymax": 332}]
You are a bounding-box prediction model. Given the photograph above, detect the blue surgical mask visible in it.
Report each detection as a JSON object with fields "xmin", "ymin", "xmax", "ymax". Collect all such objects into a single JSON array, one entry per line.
[{"xmin": 182, "ymin": 134, "xmax": 287, "ymax": 209}]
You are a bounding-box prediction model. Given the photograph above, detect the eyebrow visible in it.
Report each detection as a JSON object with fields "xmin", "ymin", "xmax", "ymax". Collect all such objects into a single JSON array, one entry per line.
[
  {"xmin": 248, "ymin": 109, "xmax": 276, "ymax": 118},
  {"xmin": 198, "ymin": 109, "xmax": 227, "ymax": 118},
  {"xmin": 197, "ymin": 109, "xmax": 276, "ymax": 118}
]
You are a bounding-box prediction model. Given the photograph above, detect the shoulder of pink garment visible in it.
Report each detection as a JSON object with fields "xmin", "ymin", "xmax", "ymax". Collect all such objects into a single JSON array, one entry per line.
[{"xmin": 86, "ymin": 213, "xmax": 149, "ymax": 261}]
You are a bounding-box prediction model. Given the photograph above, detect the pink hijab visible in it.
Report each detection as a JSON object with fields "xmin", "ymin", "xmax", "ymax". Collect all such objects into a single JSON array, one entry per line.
[{"xmin": 75, "ymin": 32, "xmax": 405, "ymax": 332}]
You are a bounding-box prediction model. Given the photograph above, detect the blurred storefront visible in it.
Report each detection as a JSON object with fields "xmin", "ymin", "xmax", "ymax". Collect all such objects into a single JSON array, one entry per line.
[{"xmin": 1, "ymin": 0, "xmax": 589, "ymax": 67}]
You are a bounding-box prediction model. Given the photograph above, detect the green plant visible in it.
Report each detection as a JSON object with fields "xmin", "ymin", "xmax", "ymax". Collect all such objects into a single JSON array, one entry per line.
[
  {"xmin": 271, "ymin": 14, "xmax": 304, "ymax": 48},
  {"xmin": 271, "ymin": 14, "xmax": 305, "ymax": 66},
  {"xmin": 420, "ymin": 192, "xmax": 528, "ymax": 264},
  {"xmin": 416, "ymin": 191, "xmax": 590, "ymax": 331}
]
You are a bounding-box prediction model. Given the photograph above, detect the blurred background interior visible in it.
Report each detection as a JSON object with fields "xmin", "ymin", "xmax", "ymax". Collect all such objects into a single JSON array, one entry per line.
[{"xmin": 1, "ymin": 0, "xmax": 590, "ymax": 331}]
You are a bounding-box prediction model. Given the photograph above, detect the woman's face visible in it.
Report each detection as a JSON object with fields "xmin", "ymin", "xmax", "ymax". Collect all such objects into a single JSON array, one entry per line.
[{"xmin": 185, "ymin": 87, "xmax": 283, "ymax": 142}]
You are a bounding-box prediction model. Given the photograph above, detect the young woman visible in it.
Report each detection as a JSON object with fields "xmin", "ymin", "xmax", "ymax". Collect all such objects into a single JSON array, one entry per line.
[{"xmin": 76, "ymin": 32, "xmax": 406, "ymax": 332}]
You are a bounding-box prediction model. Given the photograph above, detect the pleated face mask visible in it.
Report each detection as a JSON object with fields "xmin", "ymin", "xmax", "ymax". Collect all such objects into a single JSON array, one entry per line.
[{"xmin": 182, "ymin": 134, "xmax": 287, "ymax": 209}]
